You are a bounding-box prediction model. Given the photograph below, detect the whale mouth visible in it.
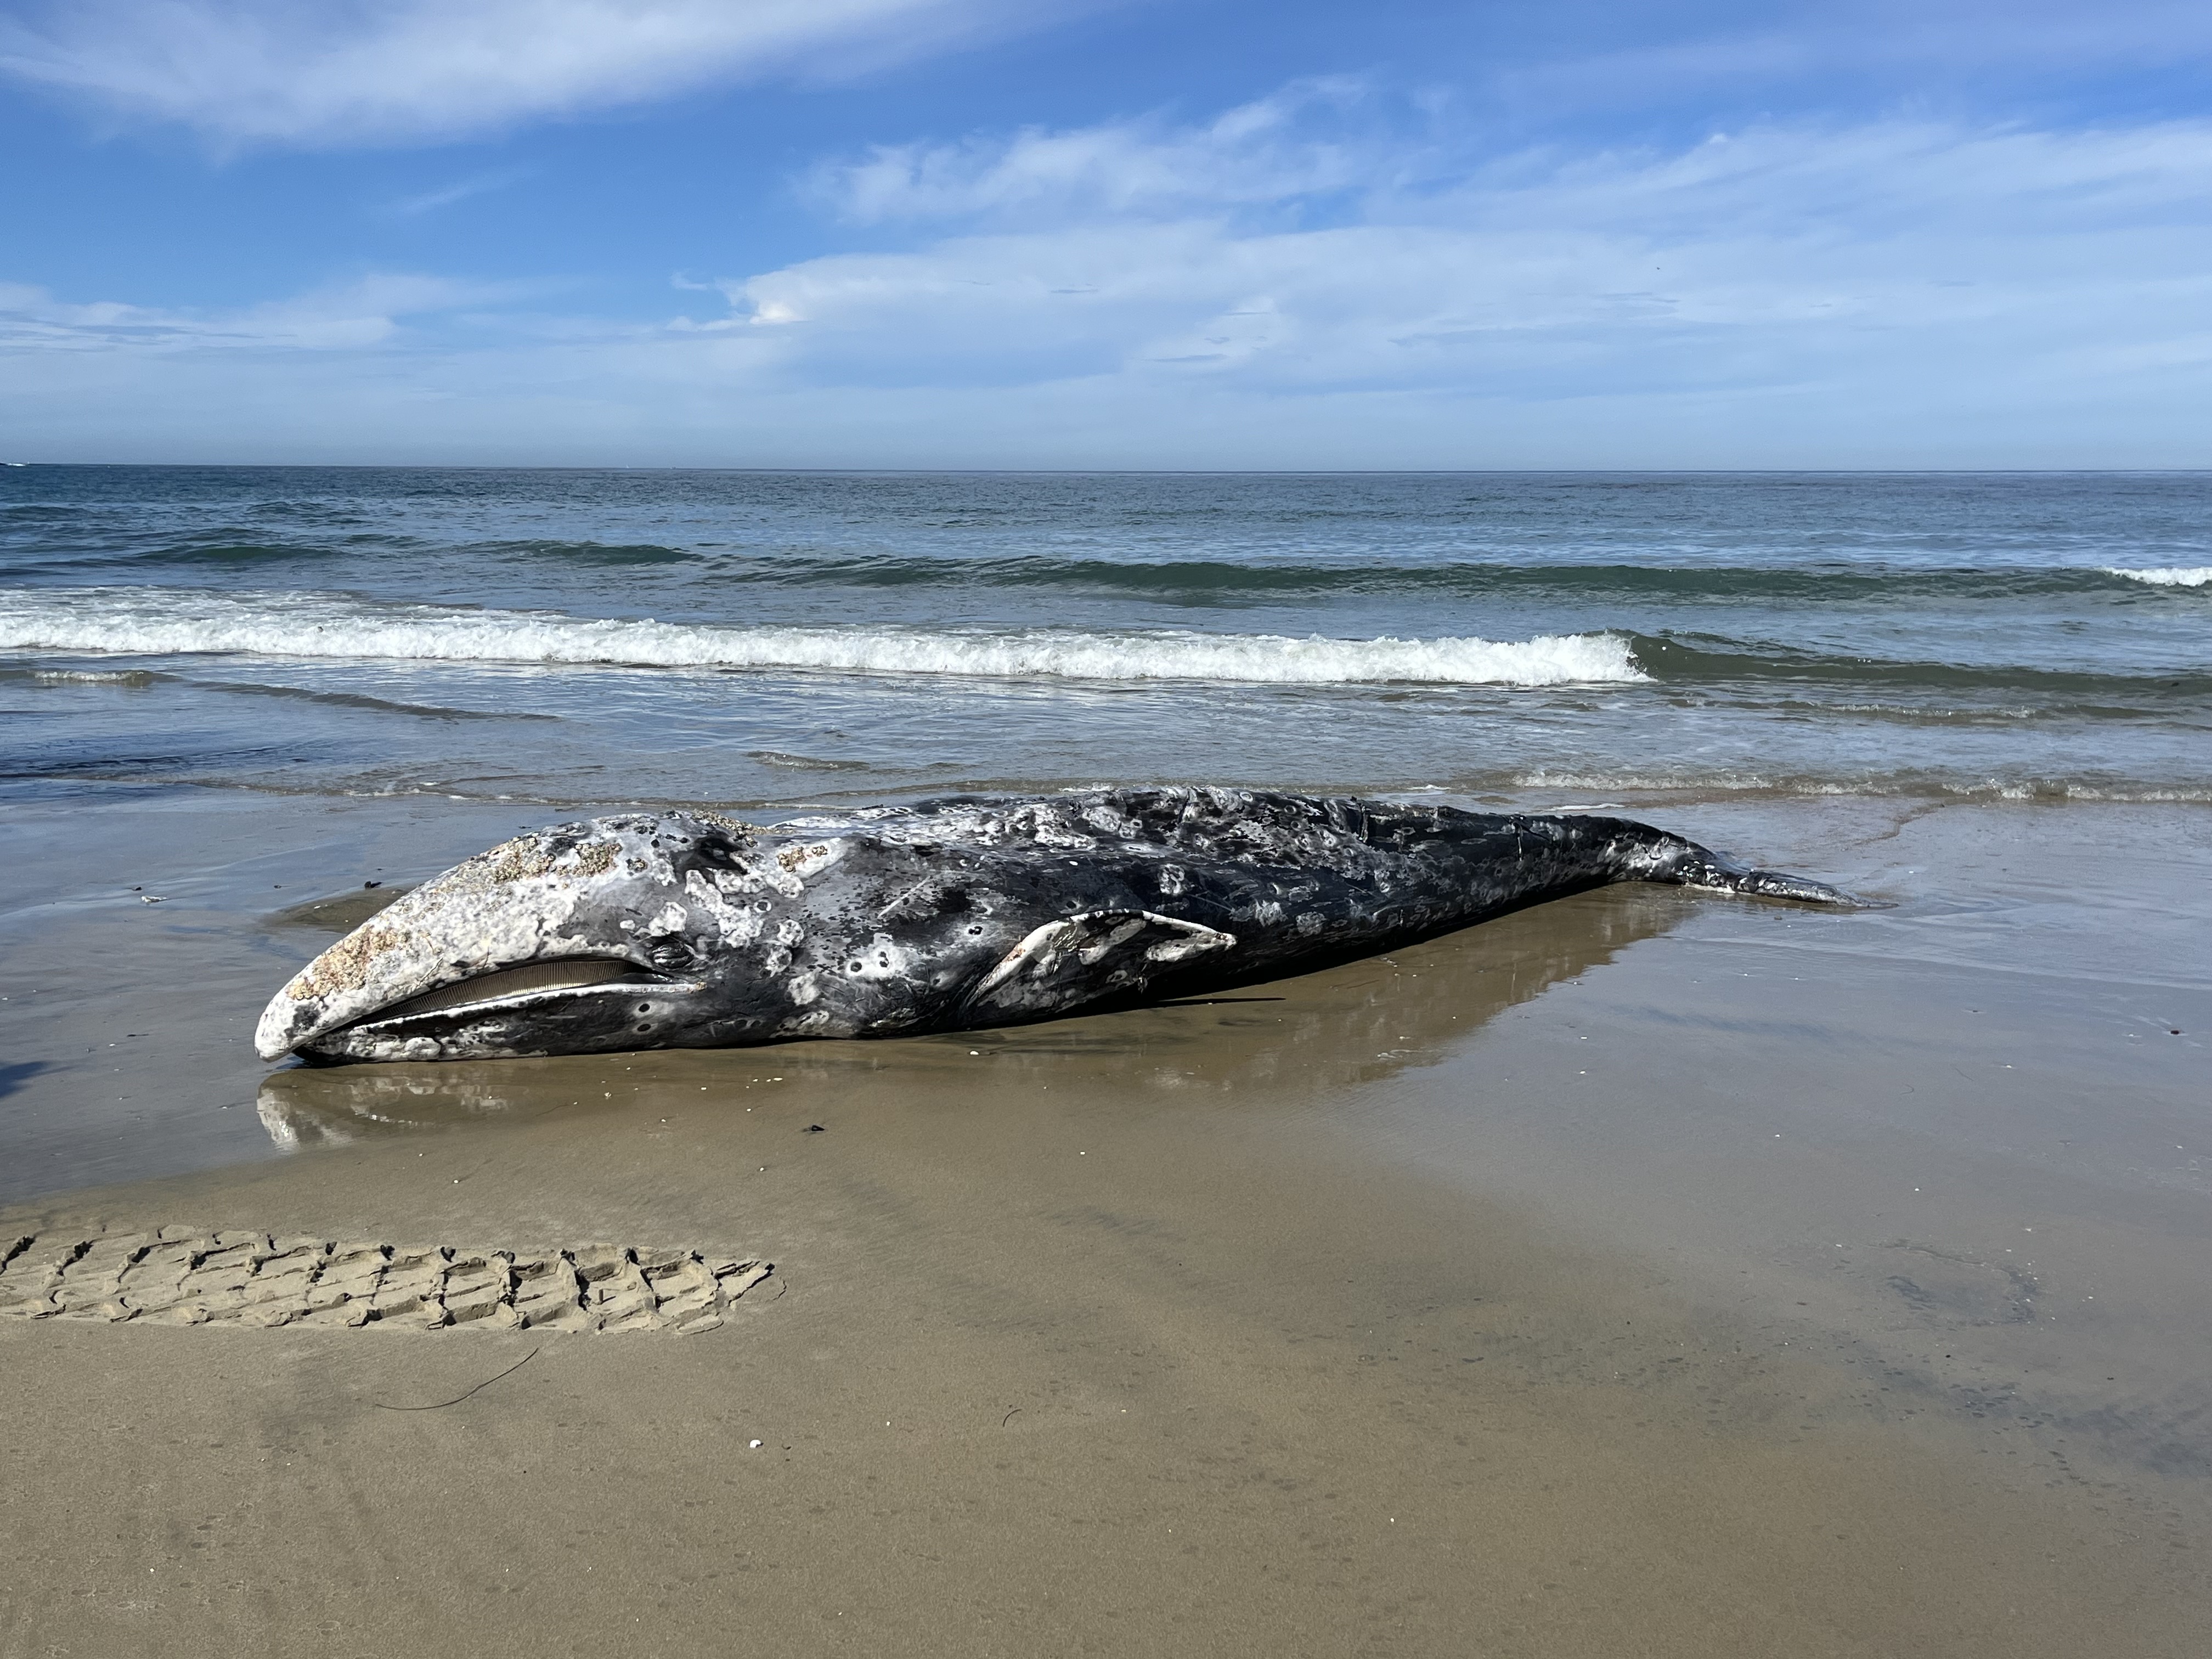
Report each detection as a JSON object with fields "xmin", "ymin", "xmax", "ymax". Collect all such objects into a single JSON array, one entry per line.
[
  {"xmin": 370, "ymin": 957, "xmax": 665, "ymax": 1020},
  {"xmin": 300, "ymin": 958, "xmax": 693, "ymax": 1059}
]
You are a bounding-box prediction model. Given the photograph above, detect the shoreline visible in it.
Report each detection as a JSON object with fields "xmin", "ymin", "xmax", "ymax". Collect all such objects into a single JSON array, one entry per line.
[{"xmin": 2, "ymin": 785, "xmax": 2206, "ymax": 1653}]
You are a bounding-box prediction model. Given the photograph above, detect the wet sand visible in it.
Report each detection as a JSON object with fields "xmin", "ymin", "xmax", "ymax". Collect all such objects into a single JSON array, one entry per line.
[{"xmin": 1, "ymin": 789, "xmax": 2207, "ymax": 1655}]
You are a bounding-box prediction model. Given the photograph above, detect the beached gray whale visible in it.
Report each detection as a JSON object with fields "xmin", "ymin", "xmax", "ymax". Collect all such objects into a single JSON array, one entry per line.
[{"xmin": 256, "ymin": 787, "xmax": 1859, "ymax": 1064}]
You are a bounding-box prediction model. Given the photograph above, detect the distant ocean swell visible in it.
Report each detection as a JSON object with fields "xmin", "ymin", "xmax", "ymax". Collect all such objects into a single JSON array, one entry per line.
[
  {"xmin": 0, "ymin": 592, "xmax": 1644, "ymax": 687},
  {"xmin": 1628, "ymin": 636, "xmax": 2212, "ymax": 698},
  {"xmin": 8, "ymin": 544, "xmax": 2211, "ymax": 600},
  {"xmin": 750, "ymin": 558, "xmax": 2212, "ymax": 601}
]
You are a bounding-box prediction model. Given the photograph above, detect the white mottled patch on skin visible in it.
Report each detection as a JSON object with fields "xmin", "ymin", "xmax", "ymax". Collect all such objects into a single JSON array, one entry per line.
[
  {"xmin": 787, "ymin": 972, "xmax": 819, "ymax": 1006},
  {"xmin": 686, "ymin": 870, "xmax": 764, "ymax": 944},
  {"xmin": 1144, "ymin": 932, "xmax": 1230, "ymax": 965},
  {"xmin": 645, "ymin": 903, "xmax": 688, "ymax": 937},
  {"xmin": 1016, "ymin": 814, "xmax": 1094, "ymax": 851},
  {"xmin": 774, "ymin": 839, "xmax": 845, "ymax": 884},
  {"xmin": 839, "ymin": 933, "xmax": 921, "ymax": 982},
  {"xmin": 365, "ymin": 1034, "xmax": 442, "ymax": 1062}
]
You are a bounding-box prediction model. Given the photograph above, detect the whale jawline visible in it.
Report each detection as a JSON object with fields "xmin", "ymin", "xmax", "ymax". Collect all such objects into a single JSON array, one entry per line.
[
  {"xmin": 370, "ymin": 957, "xmax": 667, "ymax": 1022},
  {"xmin": 293, "ymin": 958, "xmax": 692, "ymax": 1062}
]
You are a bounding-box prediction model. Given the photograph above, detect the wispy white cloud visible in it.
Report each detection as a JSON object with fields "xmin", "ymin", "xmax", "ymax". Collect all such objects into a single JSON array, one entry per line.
[
  {"xmin": 0, "ymin": 273, "xmax": 533, "ymax": 351},
  {"xmin": 0, "ymin": 0, "xmax": 1084, "ymax": 149},
  {"xmin": 3, "ymin": 99, "xmax": 2209, "ymax": 466},
  {"xmin": 731, "ymin": 113, "xmax": 2212, "ymax": 402},
  {"xmin": 382, "ymin": 167, "xmax": 531, "ymax": 217},
  {"xmin": 815, "ymin": 93, "xmax": 2212, "ymax": 235},
  {"xmin": 816, "ymin": 80, "xmax": 1387, "ymax": 224}
]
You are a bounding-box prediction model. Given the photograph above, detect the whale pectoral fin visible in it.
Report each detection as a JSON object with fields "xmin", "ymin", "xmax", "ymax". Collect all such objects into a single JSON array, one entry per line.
[{"xmin": 961, "ymin": 910, "xmax": 1237, "ymax": 1020}]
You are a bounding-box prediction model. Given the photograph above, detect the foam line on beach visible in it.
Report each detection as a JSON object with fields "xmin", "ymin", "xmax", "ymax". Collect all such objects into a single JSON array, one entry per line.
[
  {"xmin": 0, "ymin": 590, "xmax": 1647, "ymax": 687},
  {"xmin": 1507, "ymin": 768, "xmax": 2212, "ymax": 803}
]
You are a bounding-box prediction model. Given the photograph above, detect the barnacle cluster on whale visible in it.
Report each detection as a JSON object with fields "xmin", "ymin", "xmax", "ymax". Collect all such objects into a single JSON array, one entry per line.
[{"xmin": 256, "ymin": 787, "xmax": 1860, "ymax": 1064}]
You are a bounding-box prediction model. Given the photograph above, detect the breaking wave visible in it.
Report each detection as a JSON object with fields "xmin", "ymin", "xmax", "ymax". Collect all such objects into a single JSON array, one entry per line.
[
  {"xmin": 0, "ymin": 589, "xmax": 1645, "ymax": 687},
  {"xmin": 2104, "ymin": 566, "xmax": 2212, "ymax": 588}
]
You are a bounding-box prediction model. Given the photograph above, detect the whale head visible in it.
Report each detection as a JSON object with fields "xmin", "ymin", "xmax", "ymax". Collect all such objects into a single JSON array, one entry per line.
[{"xmin": 256, "ymin": 812, "xmax": 781, "ymax": 1063}]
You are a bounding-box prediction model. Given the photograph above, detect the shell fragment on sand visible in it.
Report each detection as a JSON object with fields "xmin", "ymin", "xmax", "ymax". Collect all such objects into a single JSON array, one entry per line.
[{"xmin": 0, "ymin": 1230, "xmax": 771, "ymax": 1334}]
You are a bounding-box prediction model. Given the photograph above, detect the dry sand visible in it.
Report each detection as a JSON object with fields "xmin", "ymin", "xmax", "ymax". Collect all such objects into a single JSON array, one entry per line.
[{"xmin": 2, "ymin": 796, "xmax": 2207, "ymax": 1656}]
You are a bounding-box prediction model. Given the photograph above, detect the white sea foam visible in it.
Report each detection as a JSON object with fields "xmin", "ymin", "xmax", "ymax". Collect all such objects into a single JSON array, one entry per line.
[
  {"xmin": 0, "ymin": 590, "xmax": 1646, "ymax": 687},
  {"xmin": 2104, "ymin": 566, "xmax": 2212, "ymax": 587},
  {"xmin": 27, "ymin": 668, "xmax": 157, "ymax": 685},
  {"xmin": 1511, "ymin": 768, "xmax": 2212, "ymax": 803}
]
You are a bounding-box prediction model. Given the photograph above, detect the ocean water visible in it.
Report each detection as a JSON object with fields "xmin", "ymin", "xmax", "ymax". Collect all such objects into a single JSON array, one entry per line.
[{"xmin": 2, "ymin": 466, "xmax": 2207, "ymax": 810}]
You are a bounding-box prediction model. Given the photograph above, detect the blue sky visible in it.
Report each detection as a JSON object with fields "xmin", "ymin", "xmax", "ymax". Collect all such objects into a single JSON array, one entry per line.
[{"xmin": 2, "ymin": 0, "xmax": 2207, "ymax": 466}]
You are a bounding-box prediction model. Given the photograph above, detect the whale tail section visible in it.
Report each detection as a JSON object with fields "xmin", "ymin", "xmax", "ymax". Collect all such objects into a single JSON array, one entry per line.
[
  {"xmin": 1599, "ymin": 820, "xmax": 1870, "ymax": 907},
  {"xmin": 1658, "ymin": 855, "xmax": 1866, "ymax": 907}
]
